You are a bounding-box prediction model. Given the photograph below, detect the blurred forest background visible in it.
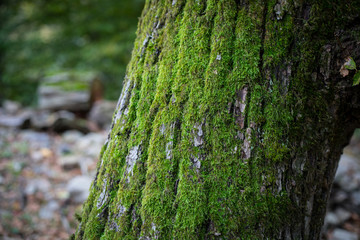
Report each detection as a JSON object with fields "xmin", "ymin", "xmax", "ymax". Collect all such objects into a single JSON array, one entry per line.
[
  {"xmin": 0, "ymin": 0, "xmax": 144, "ymax": 105},
  {"xmin": 0, "ymin": 1, "xmax": 146, "ymax": 239}
]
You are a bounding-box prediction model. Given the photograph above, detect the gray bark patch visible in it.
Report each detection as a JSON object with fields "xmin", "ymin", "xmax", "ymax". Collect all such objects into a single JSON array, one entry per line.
[
  {"xmin": 97, "ymin": 178, "xmax": 108, "ymax": 209},
  {"xmin": 190, "ymin": 154, "xmax": 201, "ymax": 172},
  {"xmin": 108, "ymin": 203, "xmax": 126, "ymax": 232},
  {"xmin": 160, "ymin": 124, "xmax": 166, "ymax": 135},
  {"xmin": 166, "ymin": 141, "xmax": 173, "ymax": 160},
  {"xmin": 193, "ymin": 122, "xmax": 204, "ymax": 147},
  {"xmin": 125, "ymin": 145, "xmax": 141, "ymax": 182},
  {"xmin": 242, "ymin": 127, "xmax": 252, "ymax": 160},
  {"xmin": 114, "ymin": 79, "xmax": 132, "ymax": 124},
  {"xmin": 234, "ymin": 87, "xmax": 248, "ymax": 128}
]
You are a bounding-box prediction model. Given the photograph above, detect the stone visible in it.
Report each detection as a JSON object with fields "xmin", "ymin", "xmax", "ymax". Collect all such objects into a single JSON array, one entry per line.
[
  {"xmin": 57, "ymin": 143, "xmax": 72, "ymax": 155},
  {"xmin": 333, "ymin": 190, "xmax": 348, "ymax": 203},
  {"xmin": 334, "ymin": 154, "xmax": 360, "ymax": 191},
  {"xmin": 335, "ymin": 154, "xmax": 360, "ymax": 182},
  {"xmin": 337, "ymin": 174, "xmax": 359, "ymax": 191},
  {"xmin": 30, "ymin": 150, "xmax": 44, "ymax": 162},
  {"xmin": 88, "ymin": 100, "xmax": 117, "ymax": 130},
  {"xmin": 351, "ymin": 191, "xmax": 360, "ymax": 205},
  {"xmin": 29, "ymin": 110, "xmax": 53, "ymax": 129},
  {"xmin": 55, "ymin": 189, "xmax": 70, "ymax": 200},
  {"xmin": 324, "ymin": 212, "xmax": 340, "ymax": 226},
  {"xmin": 0, "ymin": 112, "xmax": 31, "ymax": 128},
  {"xmin": 25, "ymin": 178, "xmax": 51, "ymax": 195},
  {"xmin": 331, "ymin": 229, "xmax": 357, "ymax": 240},
  {"xmin": 52, "ymin": 119, "xmax": 89, "ymax": 134},
  {"xmin": 20, "ymin": 130, "xmax": 51, "ymax": 148},
  {"xmin": 32, "ymin": 164, "xmax": 56, "ymax": 178},
  {"xmin": 59, "ymin": 155, "xmax": 81, "ymax": 170},
  {"xmin": 2, "ymin": 100, "xmax": 21, "ymax": 115},
  {"xmin": 334, "ymin": 208, "xmax": 351, "ymax": 223},
  {"xmin": 38, "ymin": 71, "xmax": 102, "ymax": 112},
  {"xmin": 30, "ymin": 110, "xmax": 84, "ymax": 132},
  {"xmin": 75, "ymin": 132, "xmax": 106, "ymax": 157},
  {"xmin": 67, "ymin": 176, "xmax": 93, "ymax": 203},
  {"xmin": 62, "ymin": 130, "xmax": 84, "ymax": 144},
  {"xmin": 39, "ymin": 200, "xmax": 60, "ymax": 219}
]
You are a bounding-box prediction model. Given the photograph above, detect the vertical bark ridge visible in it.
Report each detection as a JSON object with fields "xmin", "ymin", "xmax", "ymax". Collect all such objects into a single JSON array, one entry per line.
[
  {"xmin": 168, "ymin": 0, "xmax": 216, "ymax": 238},
  {"xmin": 200, "ymin": 1, "xmax": 244, "ymax": 238},
  {"xmin": 75, "ymin": 1, "xmax": 360, "ymax": 239},
  {"xmin": 137, "ymin": 0, "xmax": 191, "ymax": 238},
  {"xmin": 76, "ymin": 0, "xmax": 170, "ymax": 238},
  {"xmin": 102, "ymin": 0, "xmax": 182, "ymax": 238},
  {"xmin": 250, "ymin": 0, "xmax": 298, "ymax": 237}
]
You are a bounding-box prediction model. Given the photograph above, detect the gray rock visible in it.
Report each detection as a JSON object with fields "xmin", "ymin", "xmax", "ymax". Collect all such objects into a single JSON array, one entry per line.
[
  {"xmin": 334, "ymin": 154, "xmax": 360, "ymax": 191},
  {"xmin": 325, "ymin": 212, "xmax": 340, "ymax": 226},
  {"xmin": 29, "ymin": 110, "xmax": 52, "ymax": 129},
  {"xmin": 351, "ymin": 191, "xmax": 360, "ymax": 205},
  {"xmin": 62, "ymin": 130, "xmax": 84, "ymax": 144},
  {"xmin": 30, "ymin": 150, "xmax": 44, "ymax": 162},
  {"xmin": 331, "ymin": 229, "xmax": 358, "ymax": 240},
  {"xmin": 32, "ymin": 164, "xmax": 56, "ymax": 178},
  {"xmin": 334, "ymin": 208, "xmax": 351, "ymax": 223},
  {"xmin": 3, "ymin": 100, "xmax": 21, "ymax": 115},
  {"xmin": 0, "ymin": 112, "xmax": 31, "ymax": 128},
  {"xmin": 20, "ymin": 130, "xmax": 51, "ymax": 148},
  {"xmin": 88, "ymin": 100, "xmax": 117, "ymax": 130},
  {"xmin": 51, "ymin": 117, "xmax": 89, "ymax": 134},
  {"xmin": 30, "ymin": 110, "xmax": 78, "ymax": 131},
  {"xmin": 57, "ymin": 143, "xmax": 72, "ymax": 155},
  {"xmin": 338, "ymin": 174, "xmax": 359, "ymax": 191},
  {"xmin": 25, "ymin": 178, "xmax": 51, "ymax": 195},
  {"xmin": 38, "ymin": 71, "xmax": 101, "ymax": 111},
  {"xmin": 39, "ymin": 200, "xmax": 59, "ymax": 219},
  {"xmin": 59, "ymin": 155, "xmax": 81, "ymax": 170},
  {"xmin": 67, "ymin": 176, "xmax": 93, "ymax": 203},
  {"xmin": 333, "ymin": 190, "xmax": 348, "ymax": 203},
  {"xmin": 335, "ymin": 154, "xmax": 360, "ymax": 182},
  {"xmin": 75, "ymin": 132, "xmax": 106, "ymax": 157}
]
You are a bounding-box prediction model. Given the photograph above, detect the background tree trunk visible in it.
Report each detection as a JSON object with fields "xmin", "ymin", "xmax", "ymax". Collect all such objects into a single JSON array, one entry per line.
[{"xmin": 74, "ymin": 0, "xmax": 360, "ymax": 239}]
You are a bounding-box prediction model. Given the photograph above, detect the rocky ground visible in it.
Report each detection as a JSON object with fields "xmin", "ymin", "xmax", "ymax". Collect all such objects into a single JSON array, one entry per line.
[
  {"xmin": 323, "ymin": 133, "xmax": 360, "ymax": 240},
  {"xmin": 0, "ymin": 127, "xmax": 106, "ymax": 240},
  {"xmin": 0, "ymin": 99, "xmax": 111, "ymax": 240},
  {"xmin": 0, "ymin": 100, "xmax": 359, "ymax": 239}
]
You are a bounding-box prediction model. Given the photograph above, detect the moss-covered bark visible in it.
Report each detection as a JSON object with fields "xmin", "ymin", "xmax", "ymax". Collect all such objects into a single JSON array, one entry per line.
[{"xmin": 74, "ymin": 0, "xmax": 360, "ymax": 239}]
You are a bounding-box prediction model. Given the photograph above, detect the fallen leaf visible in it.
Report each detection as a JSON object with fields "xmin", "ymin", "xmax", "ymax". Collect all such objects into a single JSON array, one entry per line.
[
  {"xmin": 345, "ymin": 56, "xmax": 357, "ymax": 70},
  {"xmin": 353, "ymin": 71, "xmax": 360, "ymax": 86},
  {"xmin": 40, "ymin": 148, "xmax": 53, "ymax": 158},
  {"xmin": 340, "ymin": 56, "xmax": 356, "ymax": 77}
]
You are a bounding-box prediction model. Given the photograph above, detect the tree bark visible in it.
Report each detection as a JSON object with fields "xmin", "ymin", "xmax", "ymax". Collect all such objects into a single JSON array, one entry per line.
[{"xmin": 74, "ymin": 0, "xmax": 360, "ymax": 239}]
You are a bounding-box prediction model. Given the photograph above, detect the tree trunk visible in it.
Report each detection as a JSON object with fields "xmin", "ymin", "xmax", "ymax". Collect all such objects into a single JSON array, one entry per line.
[{"xmin": 74, "ymin": 0, "xmax": 360, "ymax": 239}]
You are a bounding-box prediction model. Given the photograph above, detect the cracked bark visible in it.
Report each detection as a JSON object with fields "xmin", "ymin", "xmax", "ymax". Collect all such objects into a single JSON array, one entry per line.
[{"xmin": 75, "ymin": 1, "xmax": 360, "ymax": 239}]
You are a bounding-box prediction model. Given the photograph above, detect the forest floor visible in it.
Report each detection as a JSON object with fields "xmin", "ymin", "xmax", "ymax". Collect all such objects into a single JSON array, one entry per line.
[
  {"xmin": 0, "ymin": 126, "xmax": 106, "ymax": 240},
  {"xmin": 0, "ymin": 119, "xmax": 360, "ymax": 239}
]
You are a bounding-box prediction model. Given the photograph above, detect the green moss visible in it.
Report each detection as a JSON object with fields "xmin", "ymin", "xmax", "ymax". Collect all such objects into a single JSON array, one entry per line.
[
  {"xmin": 43, "ymin": 80, "xmax": 89, "ymax": 91},
  {"xmin": 75, "ymin": 0, "xmax": 355, "ymax": 239},
  {"xmin": 42, "ymin": 71, "xmax": 98, "ymax": 91}
]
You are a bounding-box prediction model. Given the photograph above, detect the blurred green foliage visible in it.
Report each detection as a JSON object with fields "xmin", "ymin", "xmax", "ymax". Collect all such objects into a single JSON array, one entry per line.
[{"xmin": 0, "ymin": 0, "xmax": 144, "ymax": 105}]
